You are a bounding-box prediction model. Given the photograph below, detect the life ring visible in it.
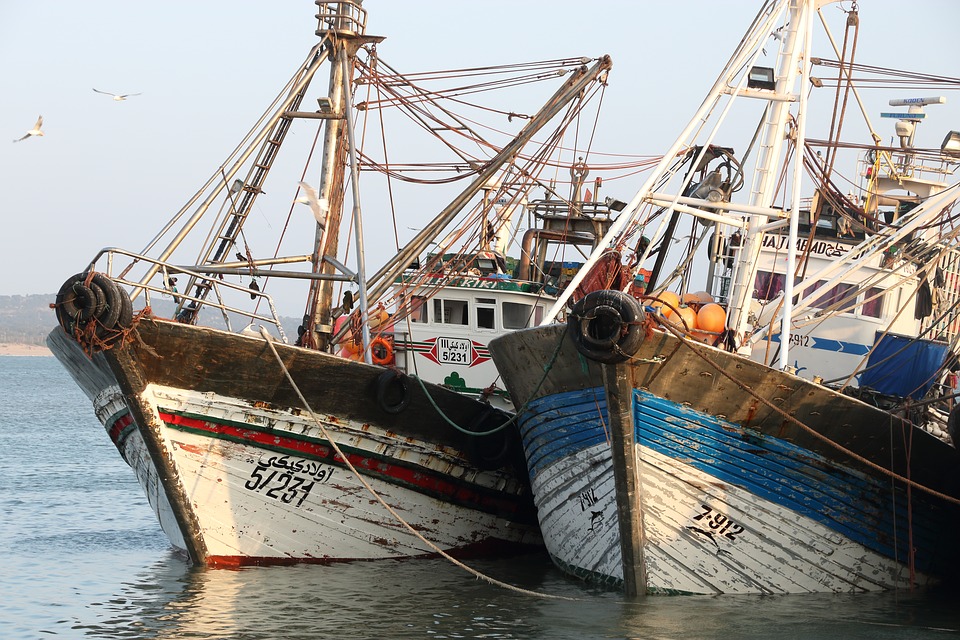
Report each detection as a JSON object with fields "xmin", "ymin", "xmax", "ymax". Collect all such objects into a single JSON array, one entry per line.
[
  {"xmin": 568, "ymin": 289, "xmax": 645, "ymax": 364},
  {"xmin": 376, "ymin": 369, "xmax": 411, "ymax": 414},
  {"xmin": 464, "ymin": 406, "xmax": 514, "ymax": 471},
  {"xmin": 370, "ymin": 336, "xmax": 394, "ymax": 366}
]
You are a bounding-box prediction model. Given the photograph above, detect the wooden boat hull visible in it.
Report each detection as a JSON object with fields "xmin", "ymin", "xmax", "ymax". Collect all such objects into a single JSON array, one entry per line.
[
  {"xmin": 489, "ymin": 323, "xmax": 960, "ymax": 594},
  {"xmin": 48, "ymin": 317, "xmax": 541, "ymax": 566}
]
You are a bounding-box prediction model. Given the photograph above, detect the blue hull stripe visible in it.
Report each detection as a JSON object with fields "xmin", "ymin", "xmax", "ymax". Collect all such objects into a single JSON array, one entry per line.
[
  {"xmin": 768, "ymin": 332, "xmax": 871, "ymax": 356},
  {"xmin": 520, "ymin": 387, "xmax": 951, "ymax": 573}
]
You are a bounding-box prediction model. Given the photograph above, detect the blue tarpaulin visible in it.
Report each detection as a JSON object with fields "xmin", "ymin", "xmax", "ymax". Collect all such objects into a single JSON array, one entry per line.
[{"xmin": 859, "ymin": 332, "xmax": 949, "ymax": 399}]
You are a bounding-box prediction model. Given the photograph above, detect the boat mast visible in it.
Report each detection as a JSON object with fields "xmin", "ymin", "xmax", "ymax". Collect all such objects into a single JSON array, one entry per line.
[
  {"xmin": 540, "ymin": 2, "xmax": 795, "ymax": 324},
  {"xmin": 361, "ymin": 56, "xmax": 614, "ymax": 306},
  {"xmin": 726, "ymin": 0, "xmax": 811, "ymax": 356},
  {"xmin": 304, "ymin": 2, "xmax": 382, "ymax": 351}
]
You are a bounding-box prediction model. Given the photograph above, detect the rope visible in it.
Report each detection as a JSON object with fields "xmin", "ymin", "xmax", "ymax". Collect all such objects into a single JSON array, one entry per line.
[
  {"xmin": 411, "ymin": 327, "xmax": 568, "ymax": 437},
  {"xmin": 257, "ymin": 327, "xmax": 574, "ymax": 601},
  {"xmin": 654, "ymin": 321, "xmax": 960, "ymax": 507}
]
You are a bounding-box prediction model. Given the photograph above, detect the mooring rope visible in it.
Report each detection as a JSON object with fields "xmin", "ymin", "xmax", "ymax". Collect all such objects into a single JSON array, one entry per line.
[
  {"xmin": 411, "ymin": 328, "xmax": 568, "ymax": 437},
  {"xmin": 258, "ymin": 327, "xmax": 574, "ymax": 601},
  {"xmin": 654, "ymin": 320, "xmax": 960, "ymax": 507}
]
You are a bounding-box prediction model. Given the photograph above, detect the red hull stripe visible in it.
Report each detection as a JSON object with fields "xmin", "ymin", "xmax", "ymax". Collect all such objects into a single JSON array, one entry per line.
[
  {"xmin": 107, "ymin": 412, "xmax": 136, "ymax": 447},
  {"xmin": 204, "ymin": 537, "xmax": 535, "ymax": 568},
  {"xmin": 158, "ymin": 409, "xmax": 533, "ymax": 523}
]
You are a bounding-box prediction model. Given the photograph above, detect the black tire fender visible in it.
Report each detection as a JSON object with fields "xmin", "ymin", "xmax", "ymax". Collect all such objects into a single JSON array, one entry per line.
[
  {"xmin": 948, "ymin": 404, "xmax": 960, "ymax": 448},
  {"xmin": 56, "ymin": 274, "xmax": 98, "ymax": 324},
  {"xmin": 88, "ymin": 273, "xmax": 122, "ymax": 332},
  {"xmin": 376, "ymin": 369, "xmax": 411, "ymax": 414},
  {"xmin": 568, "ymin": 289, "xmax": 645, "ymax": 364},
  {"xmin": 464, "ymin": 406, "xmax": 514, "ymax": 471}
]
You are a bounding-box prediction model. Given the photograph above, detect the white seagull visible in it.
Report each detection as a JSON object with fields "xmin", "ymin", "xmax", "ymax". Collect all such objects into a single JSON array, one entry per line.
[
  {"xmin": 13, "ymin": 116, "xmax": 44, "ymax": 143},
  {"xmin": 93, "ymin": 88, "xmax": 142, "ymax": 101},
  {"xmin": 296, "ymin": 181, "xmax": 329, "ymax": 228}
]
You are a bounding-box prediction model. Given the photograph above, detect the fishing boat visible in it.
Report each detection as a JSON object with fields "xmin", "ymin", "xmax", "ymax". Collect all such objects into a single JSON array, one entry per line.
[
  {"xmin": 46, "ymin": 1, "xmax": 616, "ymax": 566},
  {"xmin": 489, "ymin": 0, "xmax": 960, "ymax": 594}
]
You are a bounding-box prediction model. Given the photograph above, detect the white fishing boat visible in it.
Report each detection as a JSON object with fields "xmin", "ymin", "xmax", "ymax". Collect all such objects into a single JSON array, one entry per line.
[
  {"xmin": 489, "ymin": 0, "xmax": 960, "ymax": 594},
  {"xmin": 47, "ymin": 1, "xmax": 617, "ymax": 566}
]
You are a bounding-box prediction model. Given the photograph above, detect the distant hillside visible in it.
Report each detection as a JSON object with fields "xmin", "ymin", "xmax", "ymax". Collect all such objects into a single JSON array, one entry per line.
[
  {"xmin": 0, "ymin": 295, "xmax": 58, "ymax": 345},
  {"xmin": 0, "ymin": 294, "xmax": 302, "ymax": 345}
]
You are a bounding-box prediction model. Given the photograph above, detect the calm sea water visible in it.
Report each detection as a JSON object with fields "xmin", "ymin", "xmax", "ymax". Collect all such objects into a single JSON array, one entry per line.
[{"xmin": 1, "ymin": 356, "xmax": 958, "ymax": 639}]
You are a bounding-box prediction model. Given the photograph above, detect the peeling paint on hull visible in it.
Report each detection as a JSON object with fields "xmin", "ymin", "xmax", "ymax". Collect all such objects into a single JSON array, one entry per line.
[
  {"xmin": 48, "ymin": 321, "xmax": 541, "ymax": 565},
  {"xmin": 490, "ymin": 324, "xmax": 960, "ymax": 595}
]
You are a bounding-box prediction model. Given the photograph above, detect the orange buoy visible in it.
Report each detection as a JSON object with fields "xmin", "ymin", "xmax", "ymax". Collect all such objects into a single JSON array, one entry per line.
[
  {"xmin": 368, "ymin": 306, "xmax": 390, "ymax": 329},
  {"xmin": 338, "ymin": 341, "xmax": 360, "ymax": 357},
  {"xmin": 680, "ymin": 292, "xmax": 700, "ymax": 307},
  {"xmin": 333, "ymin": 315, "xmax": 358, "ymax": 356},
  {"xmin": 697, "ymin": 303, "xmax": 727, "ymax": 334},
  {"xmin": 693, "ymin": 290, "xmax": 715, "ymax": 305},
  {"xmin": 665, "ymin": 304, "xmax": 698, "ymax": 330},
  {"xmin": 651, "ymin": 290, "xmax": 680, "ymax": 314}
]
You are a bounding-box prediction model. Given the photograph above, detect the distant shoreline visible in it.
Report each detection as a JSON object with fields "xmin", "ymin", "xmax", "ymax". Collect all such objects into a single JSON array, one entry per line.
[{"xmin": 0, "ymin": 343, "xmax": 52, "ymax": 357}]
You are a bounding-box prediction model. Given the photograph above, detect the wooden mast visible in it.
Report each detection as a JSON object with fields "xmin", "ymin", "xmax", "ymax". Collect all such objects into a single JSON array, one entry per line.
[{"xmin": 305, "ymin": 2, "xmax": 381, "ymax": 350}]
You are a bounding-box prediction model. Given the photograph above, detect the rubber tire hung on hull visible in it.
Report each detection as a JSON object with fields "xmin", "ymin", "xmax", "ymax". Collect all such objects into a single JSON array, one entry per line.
[
  {"xmin": 568, "ymin": 289, "xmax": 645, "ymax": 364},
  {"xmin": 375, "ymin": 369, "xmax": 411, "ymax": 414},
  {"xmin": 464, "ymin": 405, "xmax": 514, "ymax": 471},
  {"xmin": 55, "ymin": 272, "xmax": 133, "ymax": 346}
]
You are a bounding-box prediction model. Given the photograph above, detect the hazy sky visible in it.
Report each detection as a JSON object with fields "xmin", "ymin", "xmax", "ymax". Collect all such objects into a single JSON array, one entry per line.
[{"xmin": 2, "ymin": 1, "xmax": 959, "ymax": 313}]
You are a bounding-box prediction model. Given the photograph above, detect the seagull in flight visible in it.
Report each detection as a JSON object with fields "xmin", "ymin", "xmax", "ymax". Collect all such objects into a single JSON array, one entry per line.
[
  {"xmin": 93, "ymin": 88, "xmax": 142, "ymax": 101},
  {"xmin": 13, "ymin": 116, "xmax": 43, "ymax": 143},
  {"xmin": 296, "ymin": 181, "xmax": 328, "ymax": 228}
]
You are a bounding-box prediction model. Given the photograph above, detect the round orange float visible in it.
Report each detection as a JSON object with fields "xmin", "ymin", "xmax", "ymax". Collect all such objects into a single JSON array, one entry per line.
[
  {"xmin": 690, "ymin": 303, "xmax": 726, "ymax": 345},
  {"xmin": 651, "ymin": 290, "xmax": 680, "ymax": 314},
  {"xmin": 697, "ymin": 303, "xmax": 726, "ymax": 334},
  {"xmin": 664, "ymin": 304, "xmax": 698, "ymax": 330}
]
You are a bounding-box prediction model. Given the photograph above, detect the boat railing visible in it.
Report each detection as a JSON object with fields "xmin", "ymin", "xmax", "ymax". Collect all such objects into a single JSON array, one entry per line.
[
  {"xmin": 81, "ymin": 248, "xmax": 290, "ymax": 343},
  {"xmin": 861, "ymin": 148, "xmax": 957, "ymax": 196},
  {"xmin": 314, "ymin": 1, "xmax": 366, "ymax": 37},
  {"xmin": 528, "ymin": 198, "xmax": 617, "ymax": 222}
]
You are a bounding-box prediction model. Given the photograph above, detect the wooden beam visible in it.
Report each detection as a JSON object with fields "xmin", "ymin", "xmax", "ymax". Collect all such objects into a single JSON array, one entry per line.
[{"xmin": 602, "ymin": 363, "xmax": 646, "ymax": 596}]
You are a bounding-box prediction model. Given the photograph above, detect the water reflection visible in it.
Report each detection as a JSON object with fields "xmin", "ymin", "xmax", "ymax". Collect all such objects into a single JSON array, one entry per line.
[
  {"xmin": 10, "ymin": 359, "xmax": 958, "ymax": 640},
  {"xmin": 53, "ymin": 550, "xmax": 960, "ymax": 640},
  {"xmin": 70, "ymin": 551, "xmax": 600, "ymax": 639}
]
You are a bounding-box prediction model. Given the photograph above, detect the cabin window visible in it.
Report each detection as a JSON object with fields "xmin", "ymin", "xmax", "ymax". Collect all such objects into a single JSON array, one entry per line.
[
  {"xmin": 534, "ymin": 305, "xmax": 545, "ymax": 325},
  {"xmin": 754, "ymin": 271, "xmax": 883, "ymax": 318},
  {"xmin": 476, "ymin": 297, "xmax": 496, "ymax": 329},
  {"xmin": 408, "ymin": 295, "xmax": 427, "ymax": 323},
  {"xmin": 503, "ymin": 302, "xmax": 533, "ymax": 329},
  {"xmin": 433, "ymin": 298, "xmax": 469, "ymax": 325},
  {"xmin": 810, "ymin": 281, "xmax": 856, "ymax": 313},
  {"xmin": 861, "ymin": 287, "xmax": 884, "ymax": 318},
  {"xmin": 754, "ymin": 271, "xmax": 786, "ymax": 301},
  {"xmin": 477, "ymin": 308, "xmax": 495, "ymax": 329}
]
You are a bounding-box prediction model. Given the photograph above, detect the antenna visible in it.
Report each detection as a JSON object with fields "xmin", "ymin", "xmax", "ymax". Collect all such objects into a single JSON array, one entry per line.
[
  {"xmin": 882, "ymin": 96, "xmax": 947, "ymax": 148},
  {"xmin": 888, "ymin": 96, "xmax": 946, "ymax": 107}
]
